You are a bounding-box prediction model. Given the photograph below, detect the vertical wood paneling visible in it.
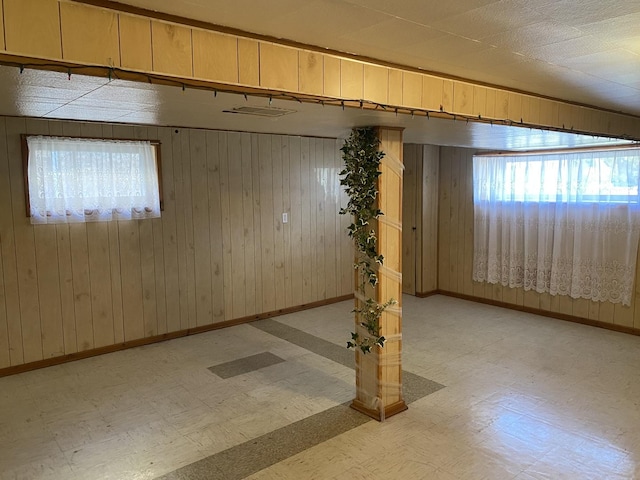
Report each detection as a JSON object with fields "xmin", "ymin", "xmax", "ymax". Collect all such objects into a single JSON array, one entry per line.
[
  {"xmin": 403, "ymin": 72, "xmax": 422, "ymax": 109},
  {"xmin": 508, "ymin": 92, "xmax": 522, "ymax": 122},
  {"xmin": 85, "ymin": 221, "xmax": 114, "ymax": 347},
  {"xmin": 539, "ymin": 100, "xmax": 559, "ymax": 127},
  {"xmin": 495, "ymin": 90, "xmax": 509, "ymax": 119},
  {"xmin": 68, "ymin": 222, "xmax": 93, "ymax": 351},
  {"xmin": 323, "ymin": 139, "xmax": 337, "ymax": 300},
  {"xmin": 238, "ymin": 38, "xmax": 260, "ymax": 86},
  {"xmin": 300, "ymin": 138, "xmax": 313, "ymax": 303},
  {"xmin": 249, "ymin": 134, "xmax": 263, "ymax": 316},
  {"xmin": 414, "ymin": 146, "xmax": 423, "ymax": 294},
  {"xmin": 0, "ymin": 233, "xmax": 8, "ymax": 367},
  {"xmin": 422, "ymin": 76, "xmax": 444, "ymax": 112},
  {"xmin": 260, "ymin": 43, "xmax": 298, "ymax": 92},
  {"xmin": 258, "ymin": 134, "xmax": 276, "ymax": 312},
  {"xmin": 453, "ymin": 82, "xmax": 474, "ymax": 115},
  {"xmin": 272, "ymin": 136, "xmax": 286, "ymax": 309},
  {"xmin": 172, "ymin": 129, "xmax": 189, "ymax": 329},
  {"xmin": 314, "ymin": 140, "xmax": 325, "ymax": 299},
  {"xmin": 192, "ymin": 29, "xmax": 238, "ymax": 84},
  {"xmin": 438, "ymin": 149, "xmax": 451, "ymax": 291},
  {"xmin": 388, "ymin": 69, "xmax": 403, "ymax": 106},
  {"xmin": 241, "ymin": 133, "xmax": 257, "ymax": 316},
  {"xmin": 299, "ymin": 51, "xmax": 323, "ymax": 96},
  {"xmin": 282, "ymin": 138, "xmax": 293, "ymax": 307},
  {"xmin": 151, "ymin": 21, "xmax": 193, "ymax": 78},
  {"xmin": 323, "ymin": 56, "xmax": 341, "ymax": 98},
  {"xmin": 0, "ymin": 0, "xmax": 4, "ymax": 51},
  {"xmin": 448, "ymin": 149, "xmax": 461, "ymax": 293},
  {"xmin": 218, "ymin": 132, "xmax": 233, "ymax": 319},
  {"xmin": 557, "ymin": 104, "xmax": 573, "ymax": 130},
  {"xmin": 207, "ymin": 131, "xmax": 225, "ymax": 322},
  {"xmin": 528, "ymin": 97, "xmax": 541, "ymax": 125},
  {"xmin": 4, "ymin": 0, "xmax": 61, "ymax": 59},
  {"xmin": 228, "ymin": 132, "xmax": 246, "ymax": 318},
  {"xmin": 180, "ymin": 131, "xmax": 197, "ymax": 327},
  {"xmin": 472, "ymin": 85, "xmax": 487, "ymax": 116},
  {"xmin": 289, "ymin": 137, "xmax": 303, "ymax": 306},
  {"xmin": 363, "ymin": 64, "xmax": 388, "ymax": 105},
  {"xmin": 573, "ymin": 298, "xmax": 591, "ymax": 322},
  {"xmin": 190, "ymin": 129, "xmax": 213, "ymax": 326},
  {"xmin": 484, "ymin": 89, "xmax": 497, "ymax": 119},
  {"xmin": 118, "ymin": 14, "xmax": 152, "ymax": 72},
  {"xmin": 0, "ymin": 117, "xmax": 21, "ymax": 366},
  {"xmin": 52, "ymin": 125, "xmax": 78, "ymax": 354},
  {"xmin": 117, "ymin": 217, "xmax": 143, "ymax": 341},
  {"xmin": 7, "ymin": 117, "xmax": 42, "ymax": 363},
  {"xmin": 421, "ymin": 145, "xmax": 439, "ymax": 293},
  {"xmin": 442, "ymin": 80, "xmax": 453, "ymax": 113},
  {"xmin": 520, "ymin": 96, "xmax": 532, "ymax": 124},
  {"xmin": 307, "ymin": 139, "xmax": 318, "ymax": 301},
  {"xmin": 60, "ymin": 2, "xmax": 120, "ymax": 66},
  {"xmin": 0, "ymin": 119, "xmax": 355, "ymax": 370},
  {"xmin": 340, "ymin": 59, "xmax": 363, "ymax": 99},
  {"xmin": 402, "ymin": 145, "xmax": 417, "ymax": 295}
]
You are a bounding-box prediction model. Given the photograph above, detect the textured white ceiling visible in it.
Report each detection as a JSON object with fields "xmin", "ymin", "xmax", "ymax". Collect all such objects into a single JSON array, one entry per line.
[
  {"xmin": 109, "ymin": 0, "xmax": 640, "ymax": 117},
  {"xmin": 0, "ymin": 66, "xmax": 630, "ymax": 151}
]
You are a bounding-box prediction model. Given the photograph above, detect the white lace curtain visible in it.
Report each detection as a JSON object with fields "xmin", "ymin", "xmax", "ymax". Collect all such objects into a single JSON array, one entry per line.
[
  {"xmin": 27, "ymin": 136, "xmax": 161, "ymax": 224},
  {"xmin": 473, "ymin": 148, "xmax": 640, "ymax": 306}
]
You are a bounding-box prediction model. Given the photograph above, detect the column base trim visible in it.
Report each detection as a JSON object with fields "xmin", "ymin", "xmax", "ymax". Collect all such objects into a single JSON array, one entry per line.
[{"xmin": 350, "ymin": 398, "xmax": 408, "ymax": 421}]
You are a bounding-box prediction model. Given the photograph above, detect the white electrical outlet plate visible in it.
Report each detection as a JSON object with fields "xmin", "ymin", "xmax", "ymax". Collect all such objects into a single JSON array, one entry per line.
[{"xmin": 282, "ymin": 212, "xmax": 288, "ymax": 223}]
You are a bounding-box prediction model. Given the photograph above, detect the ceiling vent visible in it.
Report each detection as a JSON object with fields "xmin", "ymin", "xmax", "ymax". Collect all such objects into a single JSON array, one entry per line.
[{"xmin": 222, "ymin": 106, "xmax": 296, "ymax": 117}]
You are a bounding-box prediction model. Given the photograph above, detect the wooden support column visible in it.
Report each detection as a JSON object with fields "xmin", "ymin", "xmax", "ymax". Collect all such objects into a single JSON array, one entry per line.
[{"xmin": 352, "ymin": 127, "xmax": 407, "ymax": 421}]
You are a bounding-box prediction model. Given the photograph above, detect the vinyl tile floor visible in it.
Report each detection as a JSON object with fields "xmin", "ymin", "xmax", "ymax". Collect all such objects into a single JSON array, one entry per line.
[{"xmin": 1, "ymin": 295, "xmax": 640, "ymax": 479}]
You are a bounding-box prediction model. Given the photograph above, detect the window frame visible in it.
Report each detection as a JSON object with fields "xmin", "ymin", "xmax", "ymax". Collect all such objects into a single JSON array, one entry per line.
[{"xmin": 21, "ymin": 134, "xmax": 164, "ymax": 219}]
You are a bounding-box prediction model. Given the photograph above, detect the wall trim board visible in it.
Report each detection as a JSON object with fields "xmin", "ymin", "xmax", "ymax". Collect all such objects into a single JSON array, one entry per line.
[
  {"xmin": 0, "ymin": 293, "xmax": 354, "ymax": 377},
  {"xmin": 436, "ymin": 290, "xmax": 640, "ymax": 337}
]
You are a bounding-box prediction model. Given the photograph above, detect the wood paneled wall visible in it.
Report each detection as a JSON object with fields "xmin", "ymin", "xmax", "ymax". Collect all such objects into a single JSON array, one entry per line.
[
  {"xmin": 0, "ymin": 116, "xmax": 353, "ymax": 369},
  {"xmin": 438, "ymin": 146, "xmax": 640, "ymax": 330},
  {"xmin": 1, "ymin": 0, "xmax": 639, "ymax": 139},
  {"xmin": 403, "ymin": 144, "xmax": 439, "ymax": 295}
]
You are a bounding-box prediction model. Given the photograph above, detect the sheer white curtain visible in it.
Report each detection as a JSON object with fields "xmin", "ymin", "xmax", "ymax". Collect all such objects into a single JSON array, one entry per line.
[
  {"xmin": 27, "ymin": 136, "xmax": 161, "ymax": 224},
  {"xmin": 473, "ymin": 148, "xmax": 640, "ymax": 305}
]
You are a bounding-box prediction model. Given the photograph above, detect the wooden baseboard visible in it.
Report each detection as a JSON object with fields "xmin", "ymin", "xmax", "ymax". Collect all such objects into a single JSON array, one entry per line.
[
  {"xmin": 434, "ymin": 289, "xmax": 640, "ymax": 337},
  {"xmin": 0, "ymin": 294, "xmax": 354, "ymax": 378},
  {"xmin": 415, "ymin": 290, "xmax": 439, "ymax": 298}
]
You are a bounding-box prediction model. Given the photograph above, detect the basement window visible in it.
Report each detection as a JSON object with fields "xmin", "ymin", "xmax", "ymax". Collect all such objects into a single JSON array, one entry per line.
[
  {"xmin": 472, "ymin": 146, "xmax": 640, "ymax": 306},
  {"xmin": 474, "ymin": 147, "xmax": 640, "ymax": 204},
  {"xmin": 23, "ymin": 135, "xmax": 163, "ymax": 224}
]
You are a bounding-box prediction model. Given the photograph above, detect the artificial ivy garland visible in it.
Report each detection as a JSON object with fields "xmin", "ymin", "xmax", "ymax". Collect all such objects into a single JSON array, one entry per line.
[{"xmin": 339, "ymin": 127, "xmax": 397, "ymax": 353}]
